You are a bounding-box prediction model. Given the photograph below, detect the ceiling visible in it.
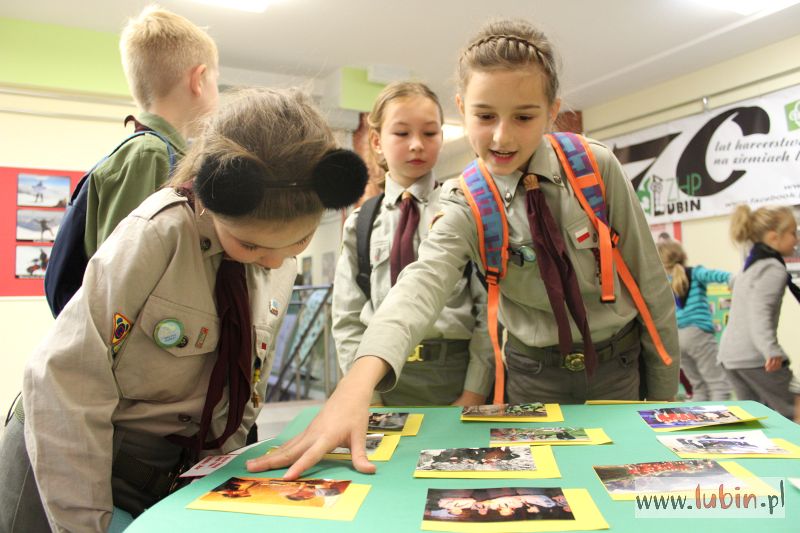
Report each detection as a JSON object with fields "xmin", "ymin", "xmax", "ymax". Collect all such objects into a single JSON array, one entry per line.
[{"xmin": 3, "ymin": 0, "xmax": 800, "ymax": 121}]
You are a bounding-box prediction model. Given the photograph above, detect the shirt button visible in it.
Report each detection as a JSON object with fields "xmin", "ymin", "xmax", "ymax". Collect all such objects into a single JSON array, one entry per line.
[
  {"xmin": 178, "ymin": 414, "xmax": 192, "ymax": 423},
  {"xmin": 200, "ymin": 238, "xmax": 211, "ymax": 251},
  {"xmin": 553, "ymin": 176, "xmax": 562, "ymax": 184},
  {"xmin": 504, "ymin": 191, "xmax": 513, "ymax": 202}
]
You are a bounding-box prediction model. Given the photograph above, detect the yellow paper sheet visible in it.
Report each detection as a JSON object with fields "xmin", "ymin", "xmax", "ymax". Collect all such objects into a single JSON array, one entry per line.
[
  {"xmin": 414, "ymin": 446, "xmax": 560, "ymax": 479},
  {"xmin": 670, "ymin": 438, "xmax": 800, "ymax": 459},
  {"xmin": 322, "ymin": 434, "xmax": 401, "ymax": 461},
  {"xmin": 650, "ymin": 406, "xmax": 766, "ymax": 432},
  {"xmin": 491, "ymin": 428, "xmax": 612, "ymax": 447},
  {"xmin": 421, "ymin": 488, "xmax": 608, "ymax": 532},
  {"xmin": 187, "ymin": 482, "xmax": 371, "ymax": 521},
  {"xmin": 376, "ymin": 413, "xmax": 423, "ymax": 436},
  {"xmin": 461, "ymin": 404, "xmax": 564, "ymax": 423},
  {"xmin": 600, "ymin": 461, "xmax": 779, "ymax": 501}
]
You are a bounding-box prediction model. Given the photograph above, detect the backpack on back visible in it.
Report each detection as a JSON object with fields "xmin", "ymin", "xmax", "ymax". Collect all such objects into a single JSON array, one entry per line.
[
  {"xmin": 44, "ymin": 130, "xmax": 175, "ymax": 317},
  {"xmin": 460, "ymin": 131, "xmax": 673, "ymax": 403}
]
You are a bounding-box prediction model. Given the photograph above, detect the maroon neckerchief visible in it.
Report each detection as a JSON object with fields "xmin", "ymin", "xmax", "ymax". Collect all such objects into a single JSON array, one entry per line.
[
  {"xmin": 522, "ymin": 173, "xmax": 598, "ymax": 375},
  {"xmin": 168, "ymin": 185, "xmax": 253, "ymax": 451},
  {"xmin": 390, "ymin": 191, "xmax": 420, "ymax": 285},
  {"xmin": 124, "ymin": 115, "xmax": 151, "ymax": 133}
]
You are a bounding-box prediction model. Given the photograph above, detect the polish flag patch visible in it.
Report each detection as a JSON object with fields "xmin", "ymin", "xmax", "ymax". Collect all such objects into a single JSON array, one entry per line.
[{"xmin": 574, "ymin": 227, "xmax": 591, "ymax": 243}]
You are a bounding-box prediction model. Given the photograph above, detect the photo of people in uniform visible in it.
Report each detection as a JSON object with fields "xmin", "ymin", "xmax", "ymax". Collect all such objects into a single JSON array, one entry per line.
[{"xmin": 423, "ymin": 487, "xmax": 573, "ymax": 523}]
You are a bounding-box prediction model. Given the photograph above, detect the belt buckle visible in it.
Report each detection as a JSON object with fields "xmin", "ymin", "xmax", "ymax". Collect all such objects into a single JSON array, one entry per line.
[
  {"xmin": 407, "ymin": 344, "xmax": 424, "ymax": 362},
  {"xmin": 564, "ymin": 352, "xmax": 585, "ymax": 372}
]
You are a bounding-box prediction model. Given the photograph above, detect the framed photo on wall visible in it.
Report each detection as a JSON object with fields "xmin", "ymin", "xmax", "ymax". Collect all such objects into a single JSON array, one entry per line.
[{"xmin": 16, "ymin": 209, "xmax": 64, "ymax": 242}]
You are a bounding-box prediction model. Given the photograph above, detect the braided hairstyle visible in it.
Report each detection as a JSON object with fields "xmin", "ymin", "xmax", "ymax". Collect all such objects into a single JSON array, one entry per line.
[{"xmin": 457, "ymin": 19, "xmax": 560, "ymax": 105}]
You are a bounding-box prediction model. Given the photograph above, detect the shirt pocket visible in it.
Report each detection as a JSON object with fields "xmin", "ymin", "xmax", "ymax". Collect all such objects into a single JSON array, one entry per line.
[
  {"xmin": 564, "ymin": 215, "xmax": 601, "ymax": 288},
  {"xmin": 370, "ymin": 239, "xmax": 391, "ymax": 307},
  {"xmin": 500, "ymin": 239, "xmax": 550, "ymax": 311},
  {"xmin": 113, "ymin": 294, "xmax": 220, "ymax": 402}
]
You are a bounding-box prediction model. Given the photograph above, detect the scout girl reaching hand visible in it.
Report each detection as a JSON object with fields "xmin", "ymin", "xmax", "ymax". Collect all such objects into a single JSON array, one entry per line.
[
  {"xmin": 0, "ymin": 87, "xmax": 366, "ymax": 532},
  {"xmin": 248, "ymin": 18, "xmax": 678, "ymax": 480}
]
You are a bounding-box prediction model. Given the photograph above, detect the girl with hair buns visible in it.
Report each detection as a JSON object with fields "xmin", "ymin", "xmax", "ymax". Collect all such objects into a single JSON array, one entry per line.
[
  {"xmin": 718, "ymin": 204, "xmax": 800, "ymax": 420},
  {"xmin": 0, "ymin": 87, "xmax": 367, "ymax": 532},
  {"xmin": 248, "ymin": 19, "xmax": 678, "ymax": 480},
  {"xmin": 657, "ymin": 239, "xmax": 732, "ymax": 401}
]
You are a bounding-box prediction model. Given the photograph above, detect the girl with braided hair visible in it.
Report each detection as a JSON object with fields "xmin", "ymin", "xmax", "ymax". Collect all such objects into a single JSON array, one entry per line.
[{"xmin": 248, "ymin": 18, "xmax": 678, "ymax": 480}]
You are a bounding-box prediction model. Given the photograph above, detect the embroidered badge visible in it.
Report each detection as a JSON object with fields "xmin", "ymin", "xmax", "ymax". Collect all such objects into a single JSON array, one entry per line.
[
  {"xmin": 195, "ymin": 327, "xmax": 209, "ymax": 349},
  {"xmin": 260, "ymin": 341, "xmax": 268, "ymax": 351},
  {"xmin": 574, "ymin": 227, "xmax": 591, "ymax": 243},
  {"xmin": 269, "ymin": 299, "xmax": 279, "ymax": 316},
  {"xmin": 111, "ymin": 312, "xmax": 132, "ymax": 348}
]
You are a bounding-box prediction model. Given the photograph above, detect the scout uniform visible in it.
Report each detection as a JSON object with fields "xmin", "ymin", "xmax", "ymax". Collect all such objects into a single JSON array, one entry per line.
[
  {"xmin": 353, "ymin": 140, "xmax": 679, "ymax": 403},
  {"xmin": 84, "ymin": 112, "xmax": 187, "ymax": 257},
  {"xmin": 1, "ymin": 188, "xmax": 296, "ymax": 532},
  {"xmin": 332, "ymin": 172, "xmax": 494, "ymax": 405}
]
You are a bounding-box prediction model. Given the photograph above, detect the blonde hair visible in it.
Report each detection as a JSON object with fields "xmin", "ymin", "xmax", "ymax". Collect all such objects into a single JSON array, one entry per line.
[
  {"xmin": 457, "ymin": 19, "xmax": 560, "ymax": 104},
  {"xmin": 170, "ymin": 87, "xmax": 337, "ymax": 222},
  {"xmin": 367, "ymin": 81, "xmax": 443, "ymax": 174},
  {"xmin": 120, "ymin": 5, "xmax": 219, "ymax": 109},
  {"xmin": 657, "ymin": 240, "xmax": 689, "ymax": 298},
  {"xmin": 730, "ymin": 204, "xmax": 795, "ymax": 245}
]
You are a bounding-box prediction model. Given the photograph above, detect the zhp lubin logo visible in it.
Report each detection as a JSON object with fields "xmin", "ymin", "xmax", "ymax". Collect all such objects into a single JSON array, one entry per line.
[{"xmin": 786, "ymin": 100, "xmax": 800, "ymax": 132}]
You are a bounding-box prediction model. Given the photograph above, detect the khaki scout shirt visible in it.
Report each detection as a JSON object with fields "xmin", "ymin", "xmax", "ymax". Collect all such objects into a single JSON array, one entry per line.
[
  {"xmin": 332, "ymin": 173, "xmax": 494, "ymax": 396},
  {"xmin": 23, "ymin": 188, "xmax": 296, "ymax": 532},
  {"xmin": 85, "ymin": 112, "xmax": 188, "ymax": 258},
  {"xmin": 356, "ymin": 139, "xmax": 679, "ymax": 400}
]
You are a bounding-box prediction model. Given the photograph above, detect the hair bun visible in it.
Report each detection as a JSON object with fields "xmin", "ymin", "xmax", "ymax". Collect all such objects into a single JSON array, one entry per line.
[
  {"xmin": 194, "ymin": 156, "xmax": 265, "ymax": 216},
  {"xmin": 312, "ymin": 149, "xmax": 368, "ymax": 209}
]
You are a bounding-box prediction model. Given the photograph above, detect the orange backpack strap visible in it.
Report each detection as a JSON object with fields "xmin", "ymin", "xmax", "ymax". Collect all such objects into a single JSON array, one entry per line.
[
  {"xmin": 547, "ymin": 132, "xmax": 672, "ymax": 366},
  {"xmin": 459, "ymin": 159, "xmax": 509, "ymax": 404}
]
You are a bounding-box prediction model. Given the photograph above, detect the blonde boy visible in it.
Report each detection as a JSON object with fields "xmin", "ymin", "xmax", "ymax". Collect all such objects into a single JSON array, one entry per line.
[{"xmin": 84, "ymin": 4, "xmax": 219, "ymax": 257}]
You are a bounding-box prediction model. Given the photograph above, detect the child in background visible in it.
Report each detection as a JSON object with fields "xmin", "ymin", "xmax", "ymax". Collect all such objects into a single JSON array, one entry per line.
[
  {"xmin": 718, "ymin": 204, "xmax": 800, "ymax": 420},
  {"xmin": 658, "ymin": 239, "xmax": 732, "ymax": 400},
  {"xmin": 332, "ymin": 82, "xmax": 492, "ymax": 406},
  {"xmin": 247, "ymin": 18, "xmax": 679, "ymax": 479},
  {"xmin": 0, "ymin": 88, "xmax": 366, "ymax": 532},
  {"xmin": 87, "ymin": 5, "xmax": 220, "ymax": 259}
]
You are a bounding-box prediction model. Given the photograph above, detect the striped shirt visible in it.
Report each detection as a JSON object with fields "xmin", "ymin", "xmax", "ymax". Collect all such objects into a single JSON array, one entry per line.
[{"xmin": 675, "ymin": 265, "xmax": 730, "ymax": 333}]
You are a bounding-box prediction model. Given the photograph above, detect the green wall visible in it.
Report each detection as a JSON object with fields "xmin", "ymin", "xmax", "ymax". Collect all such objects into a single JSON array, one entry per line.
[{"xmin": 0, "ymin": 17, "xmax": 129, "ymax": 97}]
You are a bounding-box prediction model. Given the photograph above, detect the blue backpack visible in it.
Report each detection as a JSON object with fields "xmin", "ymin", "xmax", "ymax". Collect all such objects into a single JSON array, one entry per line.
[{"xmin": 44, "ymin": 130, "xmax": 175, "ymax": 317}]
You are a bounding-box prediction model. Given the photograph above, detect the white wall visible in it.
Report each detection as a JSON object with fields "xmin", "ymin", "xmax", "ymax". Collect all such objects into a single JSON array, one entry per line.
[
  {"xmin": 0, "ymin": 89, "xmax": 137, "ymax": 410},
  {"xmin": 583, "ymin": 35, "xmax": 800, "ymax": 368}
]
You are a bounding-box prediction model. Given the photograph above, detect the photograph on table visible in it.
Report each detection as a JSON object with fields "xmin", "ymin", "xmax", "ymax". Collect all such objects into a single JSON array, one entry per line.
[
  {"xmin": 657, "ymin": 430, "xmax": 800, "ymax": 458},
  {"xmin": 16, "ymin": 173, "xmax": 71, "ymax": 207},
  {"xmin": 638, "ymin": 404, "xmax": 765, "ymax": 431},
  {"xmin": 15, "ymin": 245, "xmax": 52, "ymax": 279},
  {"xmin": 594, "ymin": 459, "xmax": 739, "ymax": 496},
  {"xmin": 423, "ymin": 487, "xmax": 574, "ymax": 523},
  {"xmin": 331, "ymin": 434, "xmax": 384, "ymax": 454},
  {"xmin": 463, "ymin": 403, "xmax": 546, "ymax": 418},
  {"xmin": 461, "ymin": 402, "xmax": 564, "ymax": 422},
  {"xmin": 368, "ymin": 412, "xmax": 408, "ymax": 431},
  {"xmin": 324, "ymin": 433, "xmax": 402, "ymax": 461},
  {"xmin": 490, "ymin": 427, "xmax": 589, "ymax": 444},
  {"xmin": 16, "ymin": 209, "xmax": 64, "ymax": 242},
  {"xmin": 416, "ymin": 446, "xmax": 536, "ymax": 473},
  {"xmin": 187, "ymin": 476, "xmax": 372, "ymax": 521}
]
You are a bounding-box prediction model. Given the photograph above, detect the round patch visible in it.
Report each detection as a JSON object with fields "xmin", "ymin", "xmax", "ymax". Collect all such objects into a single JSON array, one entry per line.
[
  {"xmin": 153, "ymin": 319, "xmax": 184, "ymax": 349},
  {"xmin": 519, "ymin": 245, "xmax": 537, "ymax": 262}
]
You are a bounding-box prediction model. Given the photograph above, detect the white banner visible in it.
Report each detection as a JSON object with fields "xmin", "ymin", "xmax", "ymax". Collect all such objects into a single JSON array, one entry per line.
[{"xmin": 603, "ymin": 85, "xmax": 800, "ymax": 223}]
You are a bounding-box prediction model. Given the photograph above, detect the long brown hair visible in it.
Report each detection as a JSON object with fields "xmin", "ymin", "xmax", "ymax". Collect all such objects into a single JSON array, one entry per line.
[{"xmin": 657, "ymin": 240, "xmax": 689, "ymax": 298}]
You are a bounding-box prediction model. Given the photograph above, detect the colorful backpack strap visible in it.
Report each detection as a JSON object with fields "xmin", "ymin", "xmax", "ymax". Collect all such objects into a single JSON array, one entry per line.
[
  {"xmin": 459, "ymin": 159, "xmax": 509, "ymax": 404},
  {"xmin": 547, "ymin": 132, "xmax": 672, "ymax": 367}
]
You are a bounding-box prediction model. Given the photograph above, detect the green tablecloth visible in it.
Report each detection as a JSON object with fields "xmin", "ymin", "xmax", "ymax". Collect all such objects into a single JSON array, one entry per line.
[{"xmin": 127, "ymin": 401, "xmax": 800, "ymax": 532}]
